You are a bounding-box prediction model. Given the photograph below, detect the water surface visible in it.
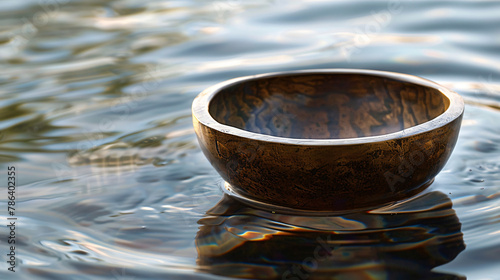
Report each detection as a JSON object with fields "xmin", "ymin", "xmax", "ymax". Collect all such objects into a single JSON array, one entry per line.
[{"xmin": 0, "ymin": 0, "xmax": 499, "ymax": 279}]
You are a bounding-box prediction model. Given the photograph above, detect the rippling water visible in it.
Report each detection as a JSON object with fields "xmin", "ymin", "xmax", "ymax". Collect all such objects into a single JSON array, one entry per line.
[{"xmin": 0, "ymin": 0, "xmax": 499, "ymax": 279}]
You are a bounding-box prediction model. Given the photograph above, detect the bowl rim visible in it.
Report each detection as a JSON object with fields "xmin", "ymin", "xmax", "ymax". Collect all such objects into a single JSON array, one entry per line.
[{"xmin": 192, "ymin": 69, "xmax": 464, "ymax": 146}]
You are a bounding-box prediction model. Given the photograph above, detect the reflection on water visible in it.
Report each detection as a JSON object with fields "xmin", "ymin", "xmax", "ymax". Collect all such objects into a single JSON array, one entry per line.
[
  {"xmin": 0, "ymin": 0, "xmax": 499, "ymax": 279},
  {"xmin": 197, "ymin": 192, "xmax": 465, "ymax": 280}
]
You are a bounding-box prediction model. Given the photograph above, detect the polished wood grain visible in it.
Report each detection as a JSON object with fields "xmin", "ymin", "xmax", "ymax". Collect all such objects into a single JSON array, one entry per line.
[
  {"xmin": 193, "ymin": 70, "xmax": 464, "ymax": 211},
  {"xmin": 209, "ymin": 74, "xmax": 448, "ymax": 139}
]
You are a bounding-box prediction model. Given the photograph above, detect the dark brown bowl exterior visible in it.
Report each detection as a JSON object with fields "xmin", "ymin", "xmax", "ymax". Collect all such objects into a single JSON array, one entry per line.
[{"xmin": 192, "ymin": 69, "xmax": 464, "ymax": 211}]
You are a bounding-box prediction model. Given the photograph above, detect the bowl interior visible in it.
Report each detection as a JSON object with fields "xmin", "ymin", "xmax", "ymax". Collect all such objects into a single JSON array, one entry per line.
[{"xmin": 209, "ymin": 74, "xmax": 450, "ymax": 139}]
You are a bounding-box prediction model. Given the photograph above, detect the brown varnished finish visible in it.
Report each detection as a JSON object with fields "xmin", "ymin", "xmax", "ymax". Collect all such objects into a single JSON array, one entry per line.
[
  {"xmin": 192, "ymin": 70, "xmax": 464, "ymax": 211},
  {"xmin": 209, "ymin": 74, "xmax": 448, "ymax": 139}
]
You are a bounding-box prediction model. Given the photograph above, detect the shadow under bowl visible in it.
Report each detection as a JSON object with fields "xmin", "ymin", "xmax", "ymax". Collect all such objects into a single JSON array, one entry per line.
[{"xmin": 192, "ymin": 69, "xmax": 464, "ymax": 211}]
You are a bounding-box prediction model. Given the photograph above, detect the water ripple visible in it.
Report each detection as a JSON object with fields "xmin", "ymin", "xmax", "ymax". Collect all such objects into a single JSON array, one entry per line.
[{"xmin": 0, "ymin": 0, "xmax": 499, "ymax": 279}]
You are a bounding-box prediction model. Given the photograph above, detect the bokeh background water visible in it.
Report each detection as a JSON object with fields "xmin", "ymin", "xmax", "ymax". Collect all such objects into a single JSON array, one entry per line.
[{"xmin": 0, "ymin": 0, "xmax": 499, "ymax": 279}]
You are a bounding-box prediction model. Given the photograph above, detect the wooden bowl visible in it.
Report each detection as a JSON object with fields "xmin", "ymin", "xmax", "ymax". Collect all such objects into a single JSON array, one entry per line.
[{"xmin": 192, "ymin": 69, "xmax": 464, "ymax": 212}]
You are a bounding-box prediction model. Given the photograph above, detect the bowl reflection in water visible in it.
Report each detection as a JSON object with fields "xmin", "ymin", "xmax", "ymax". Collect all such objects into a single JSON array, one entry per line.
[{"xmin": 196, "ymin": 191, "xmax": 465, "ymax": 279}]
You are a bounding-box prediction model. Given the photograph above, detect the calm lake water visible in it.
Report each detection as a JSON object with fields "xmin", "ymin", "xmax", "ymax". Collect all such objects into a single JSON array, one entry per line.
[{"xmin": 0, "ymin": 0, "xmax": 499, "ymax": 279}]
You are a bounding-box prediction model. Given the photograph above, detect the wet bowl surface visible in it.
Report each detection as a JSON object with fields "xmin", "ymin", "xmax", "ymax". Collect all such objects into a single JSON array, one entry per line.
[{"xmin": 192, "ymin": 69, "xmax": 464, "ymax": 211}]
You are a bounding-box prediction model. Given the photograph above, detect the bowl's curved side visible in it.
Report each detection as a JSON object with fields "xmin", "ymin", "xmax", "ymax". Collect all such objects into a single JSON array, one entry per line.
[{"xmin": 193, "ymin": 112, "xmax": 463, "ymax": 211}]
